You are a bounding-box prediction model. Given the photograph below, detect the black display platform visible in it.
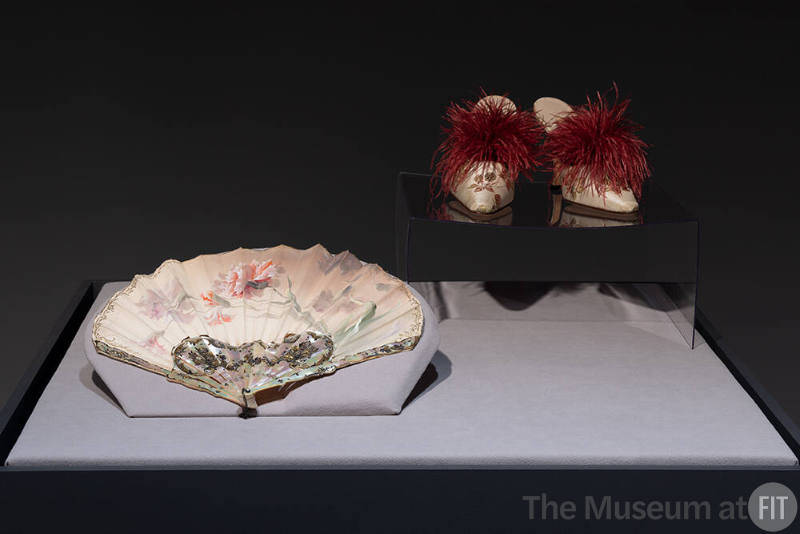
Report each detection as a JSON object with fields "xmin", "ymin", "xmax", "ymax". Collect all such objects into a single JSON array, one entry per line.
[
  {"xmin": 396, "ymin": 172, "xmax": 700, "ymax": 347},
  {"xmin": 0, "ymin": 278, "xmax": 798, "ymax": 532},
  {"xmin": 396, "ymin": 172, "xmax": 697, "ymax": 281}
]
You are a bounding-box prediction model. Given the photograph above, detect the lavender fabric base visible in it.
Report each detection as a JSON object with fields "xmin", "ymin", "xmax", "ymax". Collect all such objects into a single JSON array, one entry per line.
[
  {"xmin": 6, "ymin": 283, "xmax": 796, "ymax": 468},
  {"xmin": 84, "ymin": 282, "xmax": 439, "ymax": 417}
]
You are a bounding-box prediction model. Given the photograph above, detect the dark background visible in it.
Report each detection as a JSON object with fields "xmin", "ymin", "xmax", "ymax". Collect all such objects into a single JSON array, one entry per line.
[{"xmin": 1, "ymin": 4, "xmax": 798, "ymax": 430}]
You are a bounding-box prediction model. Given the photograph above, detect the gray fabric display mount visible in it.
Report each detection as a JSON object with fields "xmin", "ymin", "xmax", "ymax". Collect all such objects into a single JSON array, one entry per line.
[
  {"xmin": 7, "ymin": 281, "xmax": 796, "ymax": 467},
  {"xmin": 83, "ymin": 283, "xmax": 440, "ymax": 417}
]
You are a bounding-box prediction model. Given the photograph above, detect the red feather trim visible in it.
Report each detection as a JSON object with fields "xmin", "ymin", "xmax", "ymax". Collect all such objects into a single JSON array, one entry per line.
[
  {"xmin": 431, "ymin": 92, "xmax": 544, "ymax": 196},
  {"xmin": 543, "ymin": 86, "xmax": 650, "ymax": 198}
]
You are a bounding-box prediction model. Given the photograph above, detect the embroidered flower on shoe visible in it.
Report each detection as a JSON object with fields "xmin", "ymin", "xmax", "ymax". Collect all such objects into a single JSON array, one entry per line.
[{"xmin": 468, "ymin": 171, "xmax": 498, "ymax": 193}]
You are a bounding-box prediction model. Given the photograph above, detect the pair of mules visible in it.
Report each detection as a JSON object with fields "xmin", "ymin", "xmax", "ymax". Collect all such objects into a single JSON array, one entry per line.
[{"xmin": 444, "ymin": 91, "xmax": 647, "ymax": 219}]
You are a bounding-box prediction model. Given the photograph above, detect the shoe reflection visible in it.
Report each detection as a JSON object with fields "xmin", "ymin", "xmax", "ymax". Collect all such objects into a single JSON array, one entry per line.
[
  {"xmin": 432, "ymin": 198, "xmax": 513, "ymax": 225},
  {"xmin": 549, "ymin": 189, "xmax": 641, "ymax": 227}
]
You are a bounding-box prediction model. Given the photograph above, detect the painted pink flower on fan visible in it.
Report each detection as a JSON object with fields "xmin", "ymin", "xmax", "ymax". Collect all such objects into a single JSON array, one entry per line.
[
  {"xmin": 136, "ymin": 283, "xmax": 194, "ymax": 323},
  {"xmin": 207, "ymin": 311, "xmax": 233, "ymax": 325},
  {"xmin": 201, "ymin": 291, "xmax": 232, "ymax": 308},
  {"xmin": 138, "ymin": 290, "xmax": 169, "ymax": 319},
  {"xmin": 140, "ymin": 334, "xmax": 166, "ymax": 353},
  {"xmin": 214, "ymin": 260, "xmax": 276, "ymax": 298}
]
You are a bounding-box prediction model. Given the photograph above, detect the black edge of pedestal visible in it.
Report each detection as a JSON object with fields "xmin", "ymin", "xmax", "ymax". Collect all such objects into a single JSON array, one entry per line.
[
  {"xmin": 0, "ymin": 470, "xmax": 798, "ymax": 533},
  {"xmin": 0, "ymin": 281, "xmax": 97, "ymax": 465}
]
